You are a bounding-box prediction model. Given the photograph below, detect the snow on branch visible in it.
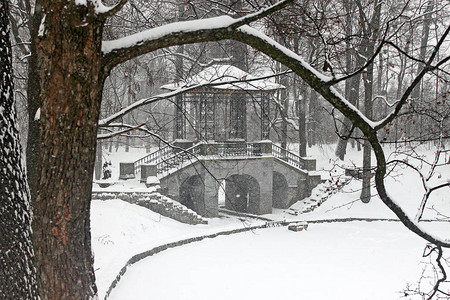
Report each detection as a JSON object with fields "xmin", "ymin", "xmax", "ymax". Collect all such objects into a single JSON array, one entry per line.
[
  {"xmin": 78, "ymin": 0, "xmax": 128, "ymax": 16},
  {"xmin": 231, "ymin": 25, "xmax": 380, "ymax": 133},
  {"xmin": 160, "ymin": 49, "xmax": 232, "ymax": 68},
  {"xmin": 99, "ymin": 0, "xmax": 128, "ymax": 16},
  {"xmin": 101, "ymin": 0, "xmax": 293, "ymax": 70}
]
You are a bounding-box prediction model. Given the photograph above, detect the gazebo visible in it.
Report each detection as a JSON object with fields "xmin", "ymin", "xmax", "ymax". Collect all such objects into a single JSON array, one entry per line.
[{"xmin": 161, "ymin": 65, "xmax": 284, "ymax": 142}]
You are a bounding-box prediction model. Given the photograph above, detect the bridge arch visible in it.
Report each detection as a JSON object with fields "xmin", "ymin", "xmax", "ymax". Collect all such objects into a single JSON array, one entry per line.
[
  {"xmin": 272, "ymin": 171, "xmax": 288, "ymax": 208},
  {"xmin": 225, "ymin": 174, "xmax": 260, "ymax": 214},
  {"xmin": 179, "ymin": 175, "xmax": 205, "ymax": 214}
]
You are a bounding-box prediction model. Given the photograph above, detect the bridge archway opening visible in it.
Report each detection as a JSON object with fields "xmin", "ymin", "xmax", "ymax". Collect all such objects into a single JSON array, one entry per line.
[
  {"xmin": 179, "ymin": 175, "xmax": 205, "ymax": 214},
  {"xmin": 225, "ymin": 174, "xmax": 260, "ymax": 214},
  {"xmin": 272, "ymin": 171, "xmax": 288, "ymax": 208}
]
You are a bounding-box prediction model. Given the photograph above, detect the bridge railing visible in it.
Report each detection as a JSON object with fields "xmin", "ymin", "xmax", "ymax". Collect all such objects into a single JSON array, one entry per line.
[
  {"xmin": 156, "ymin": 143, "xmax": 202, "ymax": 174},
  {"xmin": 216, "ymin": 141, "xmax": 256, "ymax": 156},
  {"xmin": 271, "ymin": 144, "xmax": 306, "ymax": 170},
  {"xmin": 134, "ymin": 145, "xmax": 174, "ymax": 173},
  {"xmin": 134, "ymin": 141, "xmax": 312, "ymax": 177}
]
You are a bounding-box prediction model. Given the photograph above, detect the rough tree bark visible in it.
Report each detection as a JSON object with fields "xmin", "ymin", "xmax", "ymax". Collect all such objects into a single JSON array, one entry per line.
[
  {"xmin": 0, "ymin": 1, "xmax": 38, "ymax": 298},
  {"xmin": 32, "ymin": 1, "xmax": 105, "ymax": 298}
]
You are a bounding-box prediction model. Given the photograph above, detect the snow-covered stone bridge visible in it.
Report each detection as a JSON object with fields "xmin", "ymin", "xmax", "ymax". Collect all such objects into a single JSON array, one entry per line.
[{"xmin": 129, "ymin": 141, "xmax": 321, "ymax": 217}]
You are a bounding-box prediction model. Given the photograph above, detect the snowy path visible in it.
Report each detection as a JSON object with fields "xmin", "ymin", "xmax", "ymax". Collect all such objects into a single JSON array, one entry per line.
[{"xmin": 107, "ymin": 221, "xmax": 435, "ymax": 300}]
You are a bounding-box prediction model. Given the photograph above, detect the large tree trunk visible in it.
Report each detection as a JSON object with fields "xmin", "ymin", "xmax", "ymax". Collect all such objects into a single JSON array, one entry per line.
[
  {"xmin": 0, "ymin": 1, "xmax": 38, "ymax": 298},
  {"xmin": 32, "ymin": 1, "xmax": 105, "ymax": 298}
]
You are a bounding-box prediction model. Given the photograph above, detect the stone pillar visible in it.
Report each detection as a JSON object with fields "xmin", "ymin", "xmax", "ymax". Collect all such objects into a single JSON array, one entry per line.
[
  {"xmin": 140, "ymin": 164, "xmax": 157, "ymax": 183},
  {"xmin": 297, "ymin": 178, "xmax": 308, "ymax": 199},
  {"xmin": 307, "ymin": 174, "xmax": 322, "ymax": 195},
  {"xmin": 119, "ymin": 162, "xmax": 135, "ymax": 180},
  {"xmin": 199, "ymin": 143, "xmax": 218, "ymax": 156},
  {"xmin": 173, "ymin": 140, "xmax": 195, "ymax": 152},
  {"xmin": 256, "ymin": 159, "xmax": 273, "ymax": 214},
  {"xmin": 257, "ymin": 141, "xmax": 272, "ymax": 155},
  {"xmin": 94, "ymin": 140, "xmax": 102, "ymax": 180},
  {"xmin": 203, "ymin": 171, "xmax": 219, "ymax": 217},
  {"xmin": 303, "ymin": 158, "xmax": 317, "ymax": 171}
]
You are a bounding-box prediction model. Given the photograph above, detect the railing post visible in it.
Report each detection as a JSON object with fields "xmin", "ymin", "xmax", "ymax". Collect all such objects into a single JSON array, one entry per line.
[
  {"xmin": 140, "ymin": 164, "xmax": 157, "ymax": 183},
  {"xmin": 257, "ymin": 140, "xmax": 272, "ymax": 155},
  {"xmin": 172, "ymin": 139, "xmax": 195, "ymax": 153},
  {"xmin": 303, "ymin": 158, "xmax": 316, "ymax": 171},
  {"xmin": 199, "ymin": 143, "xmax": 218, "ymax": 156},
  {"xmin": 119, "ymin": 162, "xmax": 136, "ymax": 180}
]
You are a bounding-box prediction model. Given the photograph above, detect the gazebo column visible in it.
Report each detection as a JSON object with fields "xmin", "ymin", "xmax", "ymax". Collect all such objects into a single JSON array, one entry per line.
[
  {"xmin": 229, "ymin": 93, "xmax": 247, "ymax": 139},
  {"xmin": 174, "ymin": 93, "xmax": 186, "ymax": 139},
  {"xmin": 261, "ymin": 93, "xmax": 270, "ymax": 139},
  {"xmin": 198, "ymin": 93, "xmax": 216, "ymax": 140}
]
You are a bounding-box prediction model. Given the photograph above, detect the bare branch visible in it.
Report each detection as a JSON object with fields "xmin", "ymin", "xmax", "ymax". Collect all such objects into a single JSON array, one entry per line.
[
  {"xmin": 375, "ymin": 25, "xmax": 450, "ymax": 130},
  {"xmin": 97, "ymin": 122, "xmax": 144, "ymax": 139},
  {"xmin": 426, "ymin": 245, "xmax": 447, "ymax": 300}
]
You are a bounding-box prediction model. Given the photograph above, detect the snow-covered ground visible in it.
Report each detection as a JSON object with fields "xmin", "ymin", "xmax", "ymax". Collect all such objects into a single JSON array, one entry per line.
[
  {"xmin": 108, "ymin": 222, "xmax": 429, "ymax": 300},
  {"xmin": 92, "ymin": 143, "xmax": 450, "ymax": 299}
]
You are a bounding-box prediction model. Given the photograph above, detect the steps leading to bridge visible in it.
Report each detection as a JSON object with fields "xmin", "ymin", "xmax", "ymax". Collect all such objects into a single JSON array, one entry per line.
[
  {"xmin": 92, "ymin": 191, "xmax": 207, "ymax": 225},
  {"xmin": 285, "ymin": 175, "xmax": 351, "ymax": 216},
  {"xmin": 137, "ymin": 194, "xmax": 208, "ymax": 225}
]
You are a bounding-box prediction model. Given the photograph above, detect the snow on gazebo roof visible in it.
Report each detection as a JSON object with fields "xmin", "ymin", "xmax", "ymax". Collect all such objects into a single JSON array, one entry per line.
[{"xmin": 161, "ymin": 64, "xmax": 285, "ymax": 92}]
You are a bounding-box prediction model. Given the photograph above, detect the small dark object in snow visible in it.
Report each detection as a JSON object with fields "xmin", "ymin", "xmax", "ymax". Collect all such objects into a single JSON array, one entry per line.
[{"xmin": 288, "ymin": 222, "xmax": 308, "ymax": 232}]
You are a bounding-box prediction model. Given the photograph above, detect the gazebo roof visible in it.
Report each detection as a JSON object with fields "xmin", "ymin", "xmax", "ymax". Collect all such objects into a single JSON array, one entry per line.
[{"xmin": 161, "ymin": 64, "xmax": 285, "ymax": 93}]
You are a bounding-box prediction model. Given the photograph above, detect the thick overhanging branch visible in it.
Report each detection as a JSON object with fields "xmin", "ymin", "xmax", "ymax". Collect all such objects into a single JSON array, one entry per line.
[
  {"xmin": 230, "ymin": 24, "xmax": 450, "ymax": 248},
  {"xmin": 231, "ymin": 26, "xmax": 376, "ymax": 134},
  {"xmin": 101, "ymin": 0, "xmax": 293, "ymax": 72},
  {"xmin": 98, "ymin": 0, "xmax": 450, "ymax": 247}
]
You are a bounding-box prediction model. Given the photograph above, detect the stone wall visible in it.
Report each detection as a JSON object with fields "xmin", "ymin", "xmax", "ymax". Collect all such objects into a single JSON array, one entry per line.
[{"xmin": 92, "ymin": 191, "xmax": 207, "ymax": 225}]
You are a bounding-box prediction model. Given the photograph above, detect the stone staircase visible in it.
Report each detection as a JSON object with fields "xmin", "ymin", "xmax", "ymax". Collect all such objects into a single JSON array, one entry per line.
[
  {"xmin": 92, "ymin": 191, "xmax": 207, "ymax": 225},
  {"xmin": 136, "ymin": 193, "xmax": 208, "ymax": 225},
  {"xmin": 284, "ymin": 175, "xmax": 351, "ymax": 216}
]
